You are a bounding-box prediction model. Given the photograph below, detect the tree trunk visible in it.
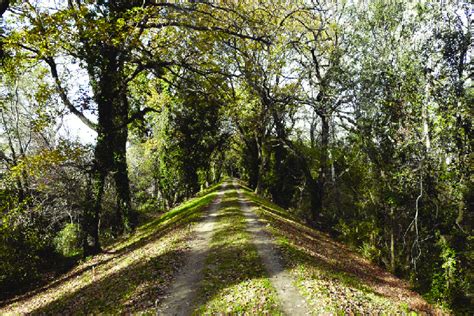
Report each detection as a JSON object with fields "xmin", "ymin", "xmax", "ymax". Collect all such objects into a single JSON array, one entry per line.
[
  {"xmin": 310, "ymin": 112, "xmax": 317, "ymax": 150},
  {"xmin": 112, "ymin": 94, "xmax": 136, "ymax": 234},
  {"xmin": 247, "ymin": 137, "xmax": 260, "ymax": 189},
  {"xmin": 83, "ymin": 169, "xmax": 105, "ymax": 256},
  {"xmin": 314, "ymin": 112, "xmax": 329, "ymax": 221},
  {"xmin": 389, "ymin": 206, "xmax": 396, "ymax": 273},
  {"xmin": 255, "ymin": 135, "xmax": 265, "ymax": 194},
  {"xmin": 82, "ymin": 44, "xmax": 136, "ymax": 251},
  {"xmin": 423, "ymin": 78, "xmax": 431, "ymax": 151}
]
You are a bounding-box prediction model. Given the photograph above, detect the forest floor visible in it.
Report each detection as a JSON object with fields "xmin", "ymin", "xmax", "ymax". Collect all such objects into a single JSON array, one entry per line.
[{"xmin": 0, "ymin": 180, "xmax": 439, "ymax": 315}]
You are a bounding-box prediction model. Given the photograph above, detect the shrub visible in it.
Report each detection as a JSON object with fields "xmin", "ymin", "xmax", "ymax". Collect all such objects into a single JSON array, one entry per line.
[
  {"xmin": 54, "ymin": 223, "xmax": 81, "ymax": 257},
  {"xmin": 427, "ymin": 232, "xmax": 467, "ymax": 309}
]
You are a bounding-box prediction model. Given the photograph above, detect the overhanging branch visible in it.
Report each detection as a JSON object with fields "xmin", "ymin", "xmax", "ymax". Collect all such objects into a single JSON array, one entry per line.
[
  {"xmin": 44, "ymin": 57, "xmax": 97, "ymax": 131},
  {"xmin": 145, "ymin": 21, "xmax": 271, "ymax": 45}
]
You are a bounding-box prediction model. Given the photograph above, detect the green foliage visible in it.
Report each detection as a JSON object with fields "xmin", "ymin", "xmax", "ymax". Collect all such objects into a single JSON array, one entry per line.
[
  {"xmin": 0, "ymin": 200, "xmax": 51, "ymax": 295},
  {"xmin": 336, "ymin": 220, "xmax": 382, "ymax": 263},
  {"xmin": 54, "ymin": 223, "xmax": 81, "ymax": 257},
  {"xmin": 426, "ymin": 232, "xmax": 469, "ymax": 310}
]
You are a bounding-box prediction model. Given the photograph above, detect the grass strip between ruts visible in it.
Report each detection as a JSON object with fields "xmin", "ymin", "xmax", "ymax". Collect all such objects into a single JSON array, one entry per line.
[{"xmin": 194, "ymin": 188, "xmax": 282, "ymax": 315}]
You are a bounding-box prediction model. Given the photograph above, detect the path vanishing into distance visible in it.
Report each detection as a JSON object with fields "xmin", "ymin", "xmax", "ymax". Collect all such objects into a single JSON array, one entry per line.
[
  {"xmin": 158, "ymin": 181, "xmax": 310, "ymax": 315},
  {"xmin": 0, "ymin": 180, "xmax": 436, "ymax": 315}
]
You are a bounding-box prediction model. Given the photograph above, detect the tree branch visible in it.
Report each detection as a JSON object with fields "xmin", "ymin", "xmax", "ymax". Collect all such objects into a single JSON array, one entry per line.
[
  {"xmin": 127, "ymin": 107, "xmax": 161, "ymax": 126},
  {"xmin": 145, "ymin": 21, "xmax": 271, "ymax": 45},
  {"xmin": 44, "ymin": 57, "xmax": 97, "ymax": 131}
]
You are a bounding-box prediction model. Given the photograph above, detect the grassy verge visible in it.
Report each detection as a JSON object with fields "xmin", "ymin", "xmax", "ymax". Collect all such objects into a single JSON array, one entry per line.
[
  {"xmin": 194, "ymin": 188, "xmax": 282, "ymax": 314},
  {"xmin": 242, "ymin": 189, "xmax": 434, "ymax": 315},
  {"xmin": 1, "ymin": 185, "xmax": 222, "ymax": 315}
]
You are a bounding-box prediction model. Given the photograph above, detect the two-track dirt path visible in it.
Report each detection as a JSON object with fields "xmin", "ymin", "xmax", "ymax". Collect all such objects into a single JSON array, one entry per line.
[{"xmin": 158, "ymin": 180, "xmax": 310, "ymax": 315}]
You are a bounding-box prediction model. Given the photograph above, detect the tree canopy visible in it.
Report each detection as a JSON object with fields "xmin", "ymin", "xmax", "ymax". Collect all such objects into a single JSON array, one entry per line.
[{"xmin": 0, "ymin": 0, "xmax": 471, "ymax": 312}]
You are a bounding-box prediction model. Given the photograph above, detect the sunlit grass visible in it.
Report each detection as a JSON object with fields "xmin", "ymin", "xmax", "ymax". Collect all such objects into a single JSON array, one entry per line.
[
  {"xmin": 113, "ymin": 188, "xmax": 219, "ymax": 252},
  {"xmin": 242, "ymin": 189, "xmax": 419, "ymax": 315},
  {"xmin": 1, "ymin": 184, "xmax": 224, "ymax": 315}
]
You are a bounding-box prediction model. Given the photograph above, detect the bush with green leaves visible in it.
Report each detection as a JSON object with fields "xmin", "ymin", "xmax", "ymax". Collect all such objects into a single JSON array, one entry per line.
[
  {"xmin": 54, "ymin": 223, "xmax": 81, "ymax": 257},
  {"xmin": 0, "ymin": 197, "xmax": 49, "ymax": 296},
  {"xmin": 426, "ymin": 232, "xmax": 470, "ymax": 310}
]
